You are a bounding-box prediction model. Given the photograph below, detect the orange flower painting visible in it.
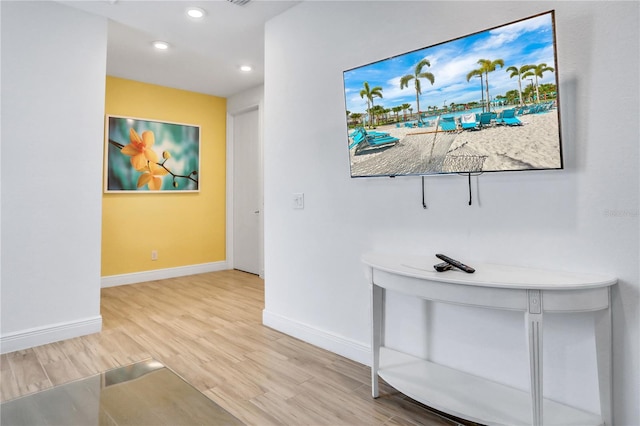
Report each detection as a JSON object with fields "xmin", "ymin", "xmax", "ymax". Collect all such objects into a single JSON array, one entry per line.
[
  {"xmin": 121, "ymin": 128, "xmax": 159, "ymax": 171},
  {"xmin": 105, "ymin": 116, "xmax": 200, "ymax": 192},
  {"xmin": 137, "ymin": 162, "xmax": 169, "ymax": 190}
]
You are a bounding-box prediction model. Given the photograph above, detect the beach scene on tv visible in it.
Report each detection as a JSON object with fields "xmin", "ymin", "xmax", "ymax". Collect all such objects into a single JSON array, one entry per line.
[{"xmin": 343, "ymin": 11, "xmax": 562, "ymax": 178}]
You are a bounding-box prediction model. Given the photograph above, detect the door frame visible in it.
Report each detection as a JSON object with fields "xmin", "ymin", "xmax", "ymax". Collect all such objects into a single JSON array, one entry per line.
[{"xmin": 226, "ymin": 102, "xmax": 264, "ymax": 278}]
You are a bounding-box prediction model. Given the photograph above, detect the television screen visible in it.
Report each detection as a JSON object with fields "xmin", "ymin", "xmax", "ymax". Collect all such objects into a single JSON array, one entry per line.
[{"xmin": 343, "ymin": 11, "xmax": 562, "ymax": 178}]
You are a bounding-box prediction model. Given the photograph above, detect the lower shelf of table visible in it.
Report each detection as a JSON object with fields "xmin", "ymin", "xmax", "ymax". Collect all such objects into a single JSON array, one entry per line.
[{"xmin": 377, "ymin": 347, "xmax": 602, "ymax": 426}]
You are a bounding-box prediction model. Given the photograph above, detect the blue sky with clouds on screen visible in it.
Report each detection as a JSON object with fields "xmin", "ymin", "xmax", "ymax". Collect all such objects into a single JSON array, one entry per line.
[{"xmin": 343, "ymin": 12, "xmax": 557, "ymax": 114}]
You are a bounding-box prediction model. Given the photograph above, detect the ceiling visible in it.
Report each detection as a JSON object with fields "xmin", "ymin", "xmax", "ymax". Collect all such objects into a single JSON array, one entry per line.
[{"xmin": 59, "ymin": 0, "xmax": 301, "ymax": 98}]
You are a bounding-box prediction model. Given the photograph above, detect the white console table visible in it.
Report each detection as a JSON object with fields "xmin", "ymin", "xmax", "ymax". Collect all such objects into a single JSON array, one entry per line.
[{"xmin": 363, "ymin": 253, "xmax": 617, "ymax": 426}]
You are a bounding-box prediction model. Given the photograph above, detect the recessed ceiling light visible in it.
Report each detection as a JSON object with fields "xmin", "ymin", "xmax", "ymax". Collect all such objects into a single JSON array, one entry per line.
[
  {"xmin": 186, "ymin": 7, "xmax": 206, "ymax": 19},
  {"xmin": 240, "ymin": 65, "xmax": 252, "ymax": 72},
  {"xmin": 152, "ymin": 41, "xmax": 170, "ymax": 50}
]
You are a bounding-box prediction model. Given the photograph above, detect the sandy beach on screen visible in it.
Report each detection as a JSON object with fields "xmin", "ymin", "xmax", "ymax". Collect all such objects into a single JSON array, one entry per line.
[{"xmin": 349, "ymin": 108, "xmax": 561, "ymax": 177}]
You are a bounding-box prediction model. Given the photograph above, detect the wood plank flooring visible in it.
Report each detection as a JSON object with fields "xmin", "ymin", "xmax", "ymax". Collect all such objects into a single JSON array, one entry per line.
[{"xmin": 1, "ymin": 270, "xmax": 471, "ymax": 425}]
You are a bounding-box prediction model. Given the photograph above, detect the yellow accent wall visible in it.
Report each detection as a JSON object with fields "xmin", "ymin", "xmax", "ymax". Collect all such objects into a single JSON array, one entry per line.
[{"xmin": 102, "ymin": 76, "xmax": 226, "ymax": 276}]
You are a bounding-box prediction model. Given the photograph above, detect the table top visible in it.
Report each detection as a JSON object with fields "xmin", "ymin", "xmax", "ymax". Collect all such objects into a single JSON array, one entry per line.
[{"xmin": 363, "ymin": 253, "xmax": 617, "ymax": 290}]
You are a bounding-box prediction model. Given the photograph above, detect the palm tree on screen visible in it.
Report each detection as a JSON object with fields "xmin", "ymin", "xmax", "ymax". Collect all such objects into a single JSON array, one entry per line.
[
  {"xmin": 370, "ymin": 105, "xmax": 383, "ymax": 126},
  {"xmin": 467, "ymin": 58, "xmax": 504, "ymax": 112},
  {"xmin": 506, "ymin": 65, "xmax": 529, "ymax": 106},
  {"xmin": 392, "ymin": 106, "xmax": 402, "ymax": 123},
  {"xmin": 360, "ymin": 81, "xmax": 383, "ymax": 128},
  {"xmin": 400, "ymin": 59, "xmax": 435, "ymax": 123},
  {"xmin": 350, "ymin": 112, "xmax": 363, "ymax": 126},
  {"xmin": 466, "ymin": 69, "xmax": 484, "ymax": 111},
  {"xmin": 522, "ymin": 63, "xmax": 554, "ymax": 104},
  {"xmin": 401, "ymin": 103, "xmax": 411, "ymax": 121},
  {"xmin": 538, "ymin": 83, "xmax": 557, "ymax": 101}
]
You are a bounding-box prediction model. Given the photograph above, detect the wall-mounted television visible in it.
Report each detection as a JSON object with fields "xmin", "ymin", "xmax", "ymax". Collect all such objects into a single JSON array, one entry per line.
[{"xmin": 343, "ymin": 11, "xmax": 562, "ymax": 178}]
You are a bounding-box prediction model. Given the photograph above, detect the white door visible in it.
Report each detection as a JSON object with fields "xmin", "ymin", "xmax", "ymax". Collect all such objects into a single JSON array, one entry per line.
[{"xmin": 233, "ymin": 108, "xmax": 261, "ymax": 275}]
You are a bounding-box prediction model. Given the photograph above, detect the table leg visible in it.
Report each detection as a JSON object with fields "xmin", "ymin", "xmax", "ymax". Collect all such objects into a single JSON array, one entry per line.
[
  {"xmin": 371, "ymin": 283, "xmax": 382, "ymax": 398},
  {"xmin": 594, "ymin": 288, "xmax": 612, "ymax": 426},
  {"xmin": 526, "ymin": 289, "xmax": 544, "ymax": 426}
]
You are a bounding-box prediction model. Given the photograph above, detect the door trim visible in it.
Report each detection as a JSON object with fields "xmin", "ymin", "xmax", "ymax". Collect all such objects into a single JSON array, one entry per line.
[{"xmin": 226, "ymin": 102, "xmax": 264, "ymax": 277}]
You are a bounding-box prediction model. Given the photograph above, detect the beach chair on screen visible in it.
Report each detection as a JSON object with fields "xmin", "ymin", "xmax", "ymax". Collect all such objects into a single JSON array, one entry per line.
[
  {"xmin": 351, "ymin": 127, "xmax": 389, "ymax": 139},
  {"xmin": 349, "ymin": 127, "xmax": 398, "ymax": 150},
  {"xmin": 478, "ymin": 112, "xmax": 493, "ymax": 128},
  {"xmin": 348, "ymin": 130, "xmax": 365, "ymax": 149},
  {"xmin": 438, "ymin": 116, "xmax": 457, "ymax": 132},
  {"xmin": 349, "ymin": 128, "xmax": 378, "ymax": 149},
  {"xmin": 366, "ymin": 130, "xmax": 393, "ymax": 140},
  {"xmin": 524, "ymin": 105, "xmax": 540, "ymax": 114},
  {"xmin": 500, "ymin": 109, "xmax": 522, "ymax": 126},
  {"xmin": 460, "ymin": 113, "xmax": 478, "ymax": 130},
  {"xmin": 539, "ymin": 102, "xmax": 553, "ymax": 113},
  {"xmin": 354, "ymin": 134, "xmax": 399, "ymax": 154},
  {"xmin": 365, "ymin": 134, "xmax": 398, "ymax": 147}
]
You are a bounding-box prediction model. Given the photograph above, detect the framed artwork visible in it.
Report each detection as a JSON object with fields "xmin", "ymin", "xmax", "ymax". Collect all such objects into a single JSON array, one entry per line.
[{"xmin": 104, "ymin": 115, "xmax": 200, "ymax": 192}]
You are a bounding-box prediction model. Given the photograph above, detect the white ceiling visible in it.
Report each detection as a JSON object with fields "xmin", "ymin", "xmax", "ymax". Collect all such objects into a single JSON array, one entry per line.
[{"xmin": 59, "ymin": 0, "xmax": 301, "ymax": 98}]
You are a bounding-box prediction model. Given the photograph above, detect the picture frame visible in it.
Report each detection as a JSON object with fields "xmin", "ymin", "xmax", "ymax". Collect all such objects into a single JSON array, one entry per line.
[{"xmin": 104, "ymin": 115, "xmax": 200, "ymax": 192}]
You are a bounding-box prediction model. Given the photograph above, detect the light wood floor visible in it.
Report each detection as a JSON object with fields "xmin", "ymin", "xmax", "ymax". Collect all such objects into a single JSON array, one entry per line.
[{"xmin": 1, "ymin": 270, "xmax": 472, "ymax": 425}]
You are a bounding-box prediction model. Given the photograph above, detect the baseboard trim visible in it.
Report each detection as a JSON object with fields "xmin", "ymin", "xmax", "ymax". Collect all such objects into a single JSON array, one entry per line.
[
  {"xmin": 262, "ymin": 310, "xmax": 370, "ymax": 366},
  {"xmin": 101, "ymin": 261, "xmax": 228, "ymax": 288},
  {"xmin": 1, "ymin": 316, "xmax": 102, "ymax": 354}
]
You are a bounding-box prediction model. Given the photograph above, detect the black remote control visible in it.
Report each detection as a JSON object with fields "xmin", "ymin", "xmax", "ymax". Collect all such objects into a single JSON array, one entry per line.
[
  {"xmin": 435, "ymin": 254, "xmax": 475, "ymax": 273},
  {"xmin": 434, "ymin": 262, "xmax": 453, "ymax": 272}
]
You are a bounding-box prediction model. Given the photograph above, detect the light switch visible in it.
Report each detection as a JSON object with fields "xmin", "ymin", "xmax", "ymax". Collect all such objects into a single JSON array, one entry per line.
[{"xmin": 293, "ymin": 193, "xmax": 304, "ymax": 209}]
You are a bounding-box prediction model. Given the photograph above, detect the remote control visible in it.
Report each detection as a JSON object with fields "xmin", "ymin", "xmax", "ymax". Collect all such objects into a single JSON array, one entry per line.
[
  {"xmin": 434, "ymin": 262, "xmax": 453, "ymax": 272},
  {"xmin": 435, "ymin": 254, "xmax": 475, "ymax": 273}
]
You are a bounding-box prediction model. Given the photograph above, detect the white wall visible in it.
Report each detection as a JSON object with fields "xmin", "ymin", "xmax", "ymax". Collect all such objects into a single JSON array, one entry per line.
[
  {"xmin": 263, "ymin": 1, "xmax": 638, "ymax": 424},
  {"xmin": 1, "ymin": 1, "xmax": 107, "ymax": 352}
]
